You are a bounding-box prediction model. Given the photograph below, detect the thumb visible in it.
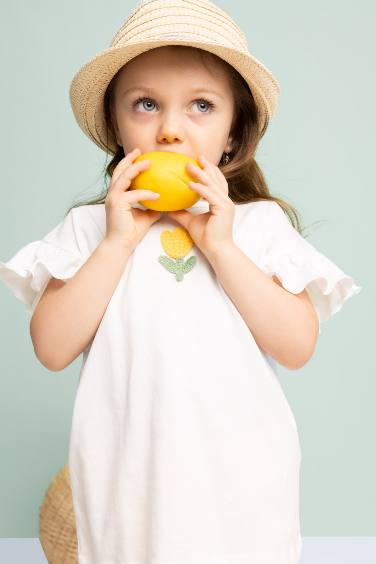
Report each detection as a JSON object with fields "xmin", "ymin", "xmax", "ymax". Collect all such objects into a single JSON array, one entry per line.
[
  {"xmin": 146, "ymin": 210, "xmax": 163, "ymax": 224},
  {"xmin": 167, "ymin": 210, "xmax": 191, "ymax": 228}
]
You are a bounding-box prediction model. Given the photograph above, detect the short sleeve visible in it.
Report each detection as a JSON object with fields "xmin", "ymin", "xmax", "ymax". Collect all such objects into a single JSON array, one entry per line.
[
  {"xmin": 260, "ymin": 202, "xmax": 362, "ymax": 332},
  {"xmin": 0, "ymin": 209, "xmax": 85, "ymax": 315}
]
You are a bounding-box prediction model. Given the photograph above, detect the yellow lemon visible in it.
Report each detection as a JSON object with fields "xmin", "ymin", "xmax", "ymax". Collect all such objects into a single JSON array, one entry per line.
[{"xmin": 129, "ymin": 150, "xmax": 203, "ymax": 211}]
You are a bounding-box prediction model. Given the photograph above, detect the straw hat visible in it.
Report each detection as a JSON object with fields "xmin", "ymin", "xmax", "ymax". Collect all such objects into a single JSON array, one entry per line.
[
  {"xmin": 69, "ymin": 0, "xmax": 280, "ymax": 154},
  {"xmin": 39, "ymin": 464, "xmax": 78, "ymax": 563}
]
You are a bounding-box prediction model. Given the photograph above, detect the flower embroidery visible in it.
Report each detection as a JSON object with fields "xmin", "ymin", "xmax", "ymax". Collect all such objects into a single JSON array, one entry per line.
[{"xmin": 158, "ymin": 226, "xmax": 197, "ymax": 281}]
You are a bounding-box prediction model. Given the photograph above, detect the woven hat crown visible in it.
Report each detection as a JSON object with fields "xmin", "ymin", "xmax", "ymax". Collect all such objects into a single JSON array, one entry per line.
[
  {"xmin": 111, "ymin": 0, "xmax": 250, "ymax": 52},
  {"xmin": 69, "ymin": 0, "xmax": 280, "ymax": 153}
]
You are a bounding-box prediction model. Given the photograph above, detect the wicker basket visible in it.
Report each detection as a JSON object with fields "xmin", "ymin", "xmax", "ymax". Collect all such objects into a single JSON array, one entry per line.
[{"xmin": 39, "ymin": 464, "xmax": 78, "ymax": 563}]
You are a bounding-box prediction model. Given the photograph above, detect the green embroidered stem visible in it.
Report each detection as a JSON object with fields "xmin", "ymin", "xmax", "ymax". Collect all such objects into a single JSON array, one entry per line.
[{"xmin": 158, "ymin": 255, "xmax": 197, "ymax": 281}]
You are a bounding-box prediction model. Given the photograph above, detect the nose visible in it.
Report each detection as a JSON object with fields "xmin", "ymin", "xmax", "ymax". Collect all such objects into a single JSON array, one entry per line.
[
  {"xmin": 157, "ymin": 112, "xmax": 184, "ymax": 145},
  {"xmin": 158, "ymin": 130, "xmax": 182, "ymax": 145}
]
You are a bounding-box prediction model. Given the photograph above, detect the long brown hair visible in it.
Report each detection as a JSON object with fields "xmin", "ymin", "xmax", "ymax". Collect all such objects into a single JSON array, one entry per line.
[{"xmin": 66, "ymin": 46, "xmax": 317, "ymax": 237}]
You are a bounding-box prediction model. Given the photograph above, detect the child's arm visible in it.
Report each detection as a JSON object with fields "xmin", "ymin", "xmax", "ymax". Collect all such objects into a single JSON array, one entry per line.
[
  {"xmin": 206, "ymin": 242, "xmax": 319, "ymax": 370},
  {"xmin": 30, "ymin": 239, "xmax": 132, "ymax": 371}
]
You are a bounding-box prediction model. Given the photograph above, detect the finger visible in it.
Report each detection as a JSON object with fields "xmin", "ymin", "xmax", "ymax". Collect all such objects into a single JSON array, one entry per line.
[
  {"xmin": 199, "ymin": 155, "xmax": 229, "ymax": 192},
  {"xmin": 186, "ymin": 162, "xmax": 212, "ymax": 185},
  {"xmin": 110, "ymin": 159, "xmax": 151, "ymax": 195},
  {"xmin": 188, "ymin": 181, "xmax": 224, "ymax": 208},
  {"xmin": 213, "ymin": 163, "xmax": 226, "ymax": 182},
  {"xmin": 111, "ymin": 148, "xmax": 141, "ymax": 186},
  {"xmin": 200, "ymin": 156, "xmax": 225, "ymax": 186},
  {"xmin": 188, "ymin": 164, "xmax": 225, "ymax": 198},
  {"xmin": 166, "ymin": 209, "xmax": 193, "ymax": 230},
  {"xmin": 197, "ymin": 154, "xmax": 213, "ymax": 170},
  {"xmin": 117, "ymin": 189, "xmax": 160, "ymax": 206},
  {"xmin": 111, "ymin": 147, "xmax": 141, "ymax": 185},
  {"xmin": 197, "ymin": 155, "xmax": 218, "ymax": 177}
]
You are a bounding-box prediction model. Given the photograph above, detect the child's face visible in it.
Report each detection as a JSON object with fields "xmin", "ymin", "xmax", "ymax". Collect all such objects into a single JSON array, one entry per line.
[{"xmin": 111, "ymin": 46, "xmax": 235, "ymax": 164}]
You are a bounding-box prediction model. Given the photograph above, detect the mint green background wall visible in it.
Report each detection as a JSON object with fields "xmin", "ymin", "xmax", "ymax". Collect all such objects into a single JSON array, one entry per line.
[{"xmin": 0, "ymin": 0, "xmax": 372, "ymax": 537}]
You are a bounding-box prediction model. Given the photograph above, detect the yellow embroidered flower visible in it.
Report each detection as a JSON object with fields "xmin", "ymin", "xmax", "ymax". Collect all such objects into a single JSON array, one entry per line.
[{"xmin": 160, "ymin": 227, "xmax": 194, "ymax": 259}]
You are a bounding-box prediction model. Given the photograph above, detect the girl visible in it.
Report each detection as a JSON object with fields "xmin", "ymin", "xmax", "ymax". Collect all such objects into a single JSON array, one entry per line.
[{"xmin": 0, "ymin": 0, "xmax": 362, "ymax": 563}]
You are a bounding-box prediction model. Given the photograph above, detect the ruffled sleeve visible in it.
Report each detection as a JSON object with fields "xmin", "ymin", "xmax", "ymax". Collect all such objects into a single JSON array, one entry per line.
[
  {"xmin": 0, "ymin": 209, "xmax": 85, "ymax": 315},
  {"xmin": 260, "ymin": 202, "xmax": 362, "ymax": 333}
]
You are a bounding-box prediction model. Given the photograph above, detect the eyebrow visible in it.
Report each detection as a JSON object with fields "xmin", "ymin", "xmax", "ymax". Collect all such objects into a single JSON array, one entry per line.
[{"xmin": 122, "ymin": 85, "xmax": 225, "ymax": 100}]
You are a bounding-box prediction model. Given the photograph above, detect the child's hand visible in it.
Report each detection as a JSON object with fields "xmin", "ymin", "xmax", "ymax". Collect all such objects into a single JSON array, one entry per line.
[
  {"xmin": 166, "ymin": 155, "xmax": 235, "ymax": 255},
  {"xmin": 104, "ymin": 147, "xmax": 162, "ymax": 251}
]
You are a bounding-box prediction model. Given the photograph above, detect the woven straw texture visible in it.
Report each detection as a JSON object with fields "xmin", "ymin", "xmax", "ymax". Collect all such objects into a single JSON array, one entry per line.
[
  {"xmin": 39, "ymin": 464, "xmax": 78, "ymax": 564},
  {"xmin": 69, "ymin": 0, "xmax": 280, "ymax": 154}
]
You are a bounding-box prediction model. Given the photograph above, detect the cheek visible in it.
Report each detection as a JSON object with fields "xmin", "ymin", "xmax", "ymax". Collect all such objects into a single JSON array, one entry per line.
[{"xmin": 118, "ymin": 113, "xmax": 152, "ymax": 135}]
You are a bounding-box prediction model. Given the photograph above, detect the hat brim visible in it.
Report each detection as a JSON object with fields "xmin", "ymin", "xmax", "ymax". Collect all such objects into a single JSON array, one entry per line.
[{"xmin": 69, "ymin": 39, "xmax": 280, "ymax": 153}]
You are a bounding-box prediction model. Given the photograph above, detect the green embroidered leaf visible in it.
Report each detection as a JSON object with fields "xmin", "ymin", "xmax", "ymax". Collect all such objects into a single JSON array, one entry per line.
[
  {"xmin": 158, "ymin": 254, "xmax": 197, "ymax": 281},
  {"xmin": 183, "ymin": 256, "xmax": 197, "ymax": 273},
  {"xmin": 158, "ymin": 255, "xmax": 178, "ymax": 274}
]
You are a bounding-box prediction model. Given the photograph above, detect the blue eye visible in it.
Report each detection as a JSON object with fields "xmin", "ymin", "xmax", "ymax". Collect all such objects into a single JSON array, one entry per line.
[
  {"xmin": 133, "ymin": 97, "xmax": 156, "ymax": 112},
  {"xmin": 132, "ymin": 96, "xmax": 216, "ymax": 113},
  {"xmin": 194, "ymin": 99, "xmax": 216, "ymax": 113}
]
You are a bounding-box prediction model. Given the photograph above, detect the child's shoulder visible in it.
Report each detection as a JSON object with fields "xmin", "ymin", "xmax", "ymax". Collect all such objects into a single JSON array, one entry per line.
[
  {"xmin": 234, "ymin": 198, "xmax": 275, "ymax": 228},
  {"xmin": 236, "ymin": 198, "xmax": 271, "ymax": 211},
  {"xmin": 235, "ymin": 199, "xmax": 300, "ymax": 241},
  {"xmin": 68, "ymin": 203, "xmax": 106, "ymax": 237},
  {"xmin": 69, "ymin": 202, "xmax": 105, "ymax": 221},
  {"xmin": 235, "ymin": 198, "xmax": 274, "ymax": 216}
]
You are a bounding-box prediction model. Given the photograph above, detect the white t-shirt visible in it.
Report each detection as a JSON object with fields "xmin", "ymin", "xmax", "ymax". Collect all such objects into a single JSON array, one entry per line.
[{"xmin": 0, "ymin": 199, "xmax": 362, "ymax": 564}]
